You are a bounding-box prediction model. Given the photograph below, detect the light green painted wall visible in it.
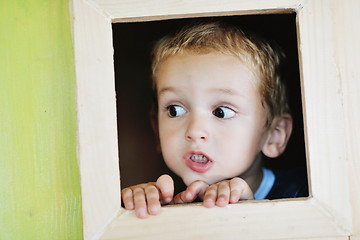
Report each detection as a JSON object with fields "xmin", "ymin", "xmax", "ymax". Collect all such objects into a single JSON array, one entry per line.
[{"xmin": 0, "ymin": 1, "xmax": 82, "ymax": 239}]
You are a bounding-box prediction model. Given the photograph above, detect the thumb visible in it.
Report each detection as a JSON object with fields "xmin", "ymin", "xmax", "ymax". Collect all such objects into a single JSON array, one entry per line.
[{"xmin": 156, "ymin": 174, "xmax": 174, "ymax": 204}]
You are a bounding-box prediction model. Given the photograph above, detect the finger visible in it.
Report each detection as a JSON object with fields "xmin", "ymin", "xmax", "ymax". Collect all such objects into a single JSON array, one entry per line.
[
  {"xmin": 172, "ymin": 180, "xmax": 208, "ymax": 204},
  {"xmin": 183, "ymin": 180, "xmax": 208, "ymax": 202},
  {"xmin": 216, "ymin": 181, "xmax": 230, "ymax": 207},
  {"xmin": 229, "ymin": 178, "xmax": 242, "ymax": 203},
  {"xmin": 121, "ymin": 188, "xmax": 135, "ymax": 210},
  {"xmin": 203, "ymin": 184, "xmax": 218, "ymax": 208},
  {"xmin": 156, "ymin": 174, "xmax": 174, "ymax": 204},
  {"xmin": 133, "ymin": 187, "xmax": 148, "ymax": 218},
  {"xmin": 230, "ymin": 177, "xmax": 254, "ymax": 201},
  {"xmin": 145, "ymin": 185, "xmax": 161, "ymax": 215},
  {"xmin": 172, "ymin": 191, "xmax": 186, "ymax": 204}
]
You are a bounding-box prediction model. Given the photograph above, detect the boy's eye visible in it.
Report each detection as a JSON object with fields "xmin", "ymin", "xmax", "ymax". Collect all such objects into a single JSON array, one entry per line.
[
  {"xmin": 167, "ymin": 105, "xmax": 186, "ymax": 117},
  {"xmin": 212, "ymin": 106, "xmax": 236, "ymax": 119}
]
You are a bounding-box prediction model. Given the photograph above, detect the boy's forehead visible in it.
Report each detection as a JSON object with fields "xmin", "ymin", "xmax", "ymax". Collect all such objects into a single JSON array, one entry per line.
[
  {"xmin": 158, "ymin": 85, "xmax": 242, "ymax": 98},
  {"xmin": 158, "ymin": 50, "xmax": 258, "ymax": 73},
  {"xmin": 156, "ymin": 52, "xmax": 260, "ymax": 93}
]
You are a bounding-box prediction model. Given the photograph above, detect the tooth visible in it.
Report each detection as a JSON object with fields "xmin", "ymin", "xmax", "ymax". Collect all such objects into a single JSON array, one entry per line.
[{"xmin": 190, "ymin": 154, "xmax": 208, "ymax": 163}]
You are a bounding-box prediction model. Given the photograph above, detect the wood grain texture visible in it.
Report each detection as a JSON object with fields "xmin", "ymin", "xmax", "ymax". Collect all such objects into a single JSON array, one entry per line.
[
  {"xmin": 330, "ymin": 0, "xmax": 360, "ymax": 239},
  {"xmin": 297, "ymin": 0, "xmax": 352, "ymax": 230},
  {"xmin": 0, "ymin": 0, "xmax": 82, "ymax": 239},
  {"xmin": 101, "ymin": 199, "xmax": 348, "ymax": 240},
  {"xmin": 72, "ymin": 0, "xmax": 359, "ymax": 239},
  {"xmin": 72, "ymin": 0, "xmax": 121, "ymax": 239},
  {"xmin": 93, "ymin": 0, "xmax": 304, "ymax": 22},
  {"xmin": 293, "ymin": 238, "xmax": 348, "ymax": 240}
]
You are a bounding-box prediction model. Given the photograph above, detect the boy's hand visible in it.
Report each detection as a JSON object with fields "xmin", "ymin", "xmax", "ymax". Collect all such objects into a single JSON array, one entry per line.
[
  {"xmin": 172, "ymin": 177, "xmax": 254, "ymax": 207},
  {"xmin": 203, "ymin": 177, "xmax": 254, "ymax": 207},
  {"xmin": 172, "ymin": 180, "xmax": 209, "ymax": 204},
  {"xmin": 121, "ymin": 174, "xmax": 174, "ymax": 218}
]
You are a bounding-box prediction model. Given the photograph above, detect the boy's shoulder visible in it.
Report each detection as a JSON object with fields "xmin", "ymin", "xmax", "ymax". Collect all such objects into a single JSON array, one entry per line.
[{"xmin": 266, "ymin": 168, "xmax": 309, "ymax": 200}]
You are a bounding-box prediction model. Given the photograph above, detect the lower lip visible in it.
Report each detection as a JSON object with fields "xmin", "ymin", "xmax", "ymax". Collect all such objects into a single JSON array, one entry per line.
[{"xmin": 185, "ymin": 156, "xmax": 213, "ymax": 173}]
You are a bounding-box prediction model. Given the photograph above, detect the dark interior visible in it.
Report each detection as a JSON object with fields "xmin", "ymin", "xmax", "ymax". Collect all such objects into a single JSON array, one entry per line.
[{"xmin": 112, "ymin": 13, "xmax": 307, "ymax": 193}]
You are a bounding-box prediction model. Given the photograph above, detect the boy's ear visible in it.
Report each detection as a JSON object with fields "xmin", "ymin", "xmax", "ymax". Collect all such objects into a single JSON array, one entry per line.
[{"xmin": 262, "ymin": 114, "xmax": 293, "ymax": 158}]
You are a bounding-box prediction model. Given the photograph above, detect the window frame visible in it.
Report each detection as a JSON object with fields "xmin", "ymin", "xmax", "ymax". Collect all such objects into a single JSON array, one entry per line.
[{"xmin": 71, "ymin": 0, "xmax": 358, "ymax": 239}]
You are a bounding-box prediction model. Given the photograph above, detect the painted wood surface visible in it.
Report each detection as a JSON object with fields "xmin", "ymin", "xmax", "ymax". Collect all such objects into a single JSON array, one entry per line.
[
  {"xmin": 297, "ymin": 0, "xmax": 352, "ymax": 229},
  {"xmin": 72, "ymin": 0, "xmax": 360, "ymax": 239},
  {"xmin": 101, "ymin": 199, "xmax": 349, "ymax": 240},
  {"xmin": 0, "ymin": 1, "xmax": 82, "ymax": 239},
  {"xmin": 332, "ymin": 0, "xmax": 360, "ymax": 239},
  {"xmin": 94, "ymin": 0, "xmax": 303, "ymax": 22},
  {"xmin": 72, "ymin": 0, "xmax": 121, "ymax": 239}
]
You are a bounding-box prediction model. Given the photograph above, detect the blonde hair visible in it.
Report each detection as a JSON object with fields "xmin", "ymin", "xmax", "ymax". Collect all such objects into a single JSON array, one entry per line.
[{"xmin": 151, "ymin": 21, "xmax": 289, "ymax": 128}]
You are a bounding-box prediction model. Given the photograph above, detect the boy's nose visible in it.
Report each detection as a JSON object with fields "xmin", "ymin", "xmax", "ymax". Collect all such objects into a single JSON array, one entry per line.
[{"xmin": 185, "ymin": 115, "xmax": 208, "ymax": 142}]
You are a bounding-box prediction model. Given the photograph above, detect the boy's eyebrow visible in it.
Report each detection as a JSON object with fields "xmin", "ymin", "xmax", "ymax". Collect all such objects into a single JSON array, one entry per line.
[
  {"xmin": 157, "ymin": 87, "xmax": 176, "ymax": 97},
  {"xmin": 211, "ymin": 88, "xmax": 239, "ymax": 95},
  {"xmin": 158, "ymin": 87, "xmax": 242, "ymax": 96}
]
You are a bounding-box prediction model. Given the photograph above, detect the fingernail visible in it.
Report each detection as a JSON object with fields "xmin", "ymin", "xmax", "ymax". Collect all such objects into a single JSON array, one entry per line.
[
  {"xmin": 204, "ymin": 199, "xmax": 214, "ymax": 208},
  {"xmin": 137, "ymin": 208, "xmax": 147, "ymax": 218},
  {"xmin": 217, "ymin": 199, "xmax": 227, "ymax": 207},
  {"xmin": 150, "ymin": 206, "xmax": 158, "ymax": 215},
  {"xmin": 165, "ymin": 197, "xmax": 172, "ymax": 203},
  {"xmin": 127, "ymin": 202, "xmax": 134, "ymax": 209},
  {"xmin": 186, "ymin": 192, "xmax": 193, "ymax": 200}
]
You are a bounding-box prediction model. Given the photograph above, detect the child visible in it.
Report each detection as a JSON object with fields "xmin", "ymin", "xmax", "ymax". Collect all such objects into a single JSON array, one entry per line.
[{"xmin": 121, "ymin": 21, "xmax": 308, "ymax": 218}]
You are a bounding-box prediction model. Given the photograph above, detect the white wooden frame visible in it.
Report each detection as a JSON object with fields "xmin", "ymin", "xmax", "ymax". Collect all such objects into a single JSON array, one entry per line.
[{"xmin": 71, "ymin": 0, "xmax": 360, "ymax": 239}]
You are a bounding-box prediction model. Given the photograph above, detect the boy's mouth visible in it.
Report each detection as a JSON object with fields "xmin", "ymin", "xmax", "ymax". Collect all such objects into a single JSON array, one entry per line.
[
  {"xmin": 190, "ymin": 154, "xmax": 209, "ymax": 164},
  {"xmin": 185, "ymin": 152, "xmax": 213, "ymax": 173}
]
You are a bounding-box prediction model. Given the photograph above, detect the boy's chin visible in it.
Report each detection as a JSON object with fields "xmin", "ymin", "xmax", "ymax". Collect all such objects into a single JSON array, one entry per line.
[
  {"xmin": 181, "ymin": 175, "xmax": 215, "ymax": 186},
  {"xmin": 181, "ymin": 173, "xmax": 240, "ymax": 186},
  {"xmin": 182, "ymin": 176, "xmax": 205, "ymax": 186}
]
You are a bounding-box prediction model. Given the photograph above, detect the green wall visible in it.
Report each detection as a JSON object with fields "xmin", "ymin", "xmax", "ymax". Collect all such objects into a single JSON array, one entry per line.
[{"xmin": 0, "ymin": 1, "xmax": 83, "ymax": 239}]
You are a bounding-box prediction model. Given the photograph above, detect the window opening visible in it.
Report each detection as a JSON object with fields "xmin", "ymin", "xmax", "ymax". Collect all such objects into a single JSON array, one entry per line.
[{"xmin": 112, "ymin": 13, "xmax": 308, "ymax": 199}]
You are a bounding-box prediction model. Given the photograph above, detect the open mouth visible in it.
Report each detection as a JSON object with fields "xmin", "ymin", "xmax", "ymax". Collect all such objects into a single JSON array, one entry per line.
[
  {"xmin": 190, "ymin": 154, "xmax": 209, "ymax": 164},
  {"xmin": 185, "ymin": 152, "xmax": 213, "ymax": 173}
]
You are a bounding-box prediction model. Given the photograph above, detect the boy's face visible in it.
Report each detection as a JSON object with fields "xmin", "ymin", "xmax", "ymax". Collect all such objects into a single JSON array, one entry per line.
[{"xmin": 156, "ymin": 52, "xmax": 270, "ymax": 186}]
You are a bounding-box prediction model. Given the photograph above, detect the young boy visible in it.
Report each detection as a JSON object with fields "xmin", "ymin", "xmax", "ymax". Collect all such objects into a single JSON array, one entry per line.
[{"xmin": 121, "ymin": 21, "xmax": 308, "ymax": 218}]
